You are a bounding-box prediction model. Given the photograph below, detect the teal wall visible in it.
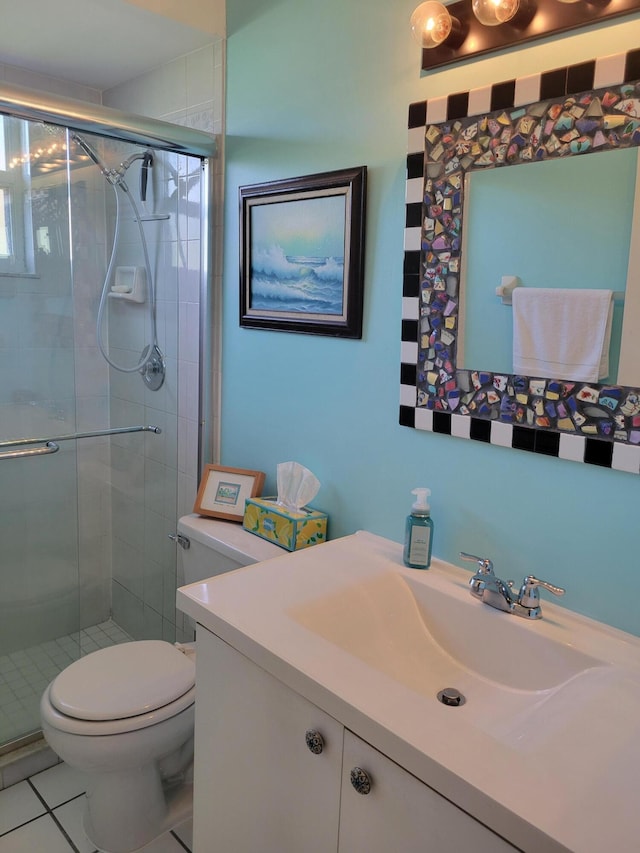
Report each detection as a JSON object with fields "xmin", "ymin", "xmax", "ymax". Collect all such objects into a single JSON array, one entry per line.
[{"xmin": 222, "ymin": 0, "xmax": 640, "ymax": 635}]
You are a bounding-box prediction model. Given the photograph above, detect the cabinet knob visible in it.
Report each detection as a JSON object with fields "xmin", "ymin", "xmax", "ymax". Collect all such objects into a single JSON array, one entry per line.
[
  {"xmin": 350, "ymin": 766, "xmax": 372, "ymax": 795},
  {"xmin": 305, "ymin": 729, "xmax": 324, "ymax": 754}
]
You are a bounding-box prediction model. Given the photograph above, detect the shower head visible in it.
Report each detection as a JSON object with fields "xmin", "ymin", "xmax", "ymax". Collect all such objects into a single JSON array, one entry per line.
[
  {"xmin": 40, "ymin": 123, "xmax": 113, "ymax": 181},
  {"xmin": 69, "ymin": 131, "xmax": 110, "ymax": 175},
  {"xmin": 43, "ymin": 124, "xmax": 154, "ymax": 201}
]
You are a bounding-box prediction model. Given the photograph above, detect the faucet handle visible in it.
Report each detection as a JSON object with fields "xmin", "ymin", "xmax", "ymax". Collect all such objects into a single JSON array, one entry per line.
[
  {"xmin": 461, "ymin": 553, "xmax": 495, "ymax": 601},
  {"xmin": 518, "ymin": 575, "xmax": 565, "ymax": 608},
  {"xmin": 460, "ymin": 552, "xmax": 494, "ymax": 575}
]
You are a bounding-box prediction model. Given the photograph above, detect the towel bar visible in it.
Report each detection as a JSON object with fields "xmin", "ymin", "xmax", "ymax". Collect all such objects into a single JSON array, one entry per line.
[{"xmin": 498, "ymin": 286, "xmax": 625, "ymax": 305}]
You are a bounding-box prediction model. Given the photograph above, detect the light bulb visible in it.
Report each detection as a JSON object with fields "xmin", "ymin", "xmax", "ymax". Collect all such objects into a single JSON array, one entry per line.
[
  {"xmin": 472, "ymin": 0, "xmax": 520, "ymax": 25},
  {"xmin": 410, "ymin": 1, "xmax": 453, "ymax": 48}
]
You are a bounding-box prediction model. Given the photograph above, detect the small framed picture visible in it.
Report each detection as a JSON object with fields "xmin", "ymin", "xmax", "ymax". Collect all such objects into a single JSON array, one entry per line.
[{"xmin": 193, "ymin": 465, "xmax": 266, "ymax": 522}]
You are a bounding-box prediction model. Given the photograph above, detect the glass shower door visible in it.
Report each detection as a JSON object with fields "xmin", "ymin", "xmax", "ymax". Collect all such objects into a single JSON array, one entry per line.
[
  {"xmin": 0, "ymin": 117, "xmax": 202, "ymax": 752},
  {"xmin": 0, "ymin": 116, "xmax": 82, "ymax": 748}
]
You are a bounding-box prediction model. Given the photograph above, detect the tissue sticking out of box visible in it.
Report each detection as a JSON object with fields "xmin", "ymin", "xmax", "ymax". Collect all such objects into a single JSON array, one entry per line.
[{"xmin": 276, "ymin": 461, "xmax": 320, "ymax": 512}]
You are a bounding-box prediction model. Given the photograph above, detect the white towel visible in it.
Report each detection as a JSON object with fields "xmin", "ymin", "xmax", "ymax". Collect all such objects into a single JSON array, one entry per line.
[{"xmin": 512, "ymin": 288, "xmax": 614, "ymax": 382}]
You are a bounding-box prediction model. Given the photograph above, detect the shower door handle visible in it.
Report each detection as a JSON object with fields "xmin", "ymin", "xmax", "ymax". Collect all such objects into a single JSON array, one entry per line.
[
  {"xmin": 0, "ymin": 424, "xmax": 161, "ymax": 450},
  {"xmin": 0, "ymin": 424, "xmax": 162, "ymax": 461},
  {"xmin": 0, "ymin": 441, "xmax": 59, "ymax": 461}
]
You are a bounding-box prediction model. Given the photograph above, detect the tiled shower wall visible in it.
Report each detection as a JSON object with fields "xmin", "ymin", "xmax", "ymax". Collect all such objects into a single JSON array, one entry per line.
[
  {"xmin": 102, "ymin": 42, "xmax": 223, "ymax": 642},
  {"xmin": 103, "ymin": 40, "xmax": 224, "ymax": 519}
]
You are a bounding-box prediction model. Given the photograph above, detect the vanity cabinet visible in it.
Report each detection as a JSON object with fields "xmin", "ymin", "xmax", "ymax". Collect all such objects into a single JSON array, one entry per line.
[
  {"xmin": 339, "ymin": 730, "xmax": 514, "ymax": 852},
  {"xmin": 193, "ymin": 626, "xmax": 517, "ymax": 853},
  {"xmin": 193, "ymin": 625, "xmax": 343, "ymax": 853}
]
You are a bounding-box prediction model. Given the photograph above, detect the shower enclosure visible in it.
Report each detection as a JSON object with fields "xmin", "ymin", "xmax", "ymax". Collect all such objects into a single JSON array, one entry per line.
[{"xmin": 0, "ymin": 92, "xmax": 213, "ymax": 753}]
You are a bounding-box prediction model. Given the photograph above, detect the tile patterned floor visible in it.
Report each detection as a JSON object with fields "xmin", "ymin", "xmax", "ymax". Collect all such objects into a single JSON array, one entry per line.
[
  {"xmin": 0, "ymin": 621, "xmax": 132, "ymax": 747},
  {"xmin": 0, "ymin": 762, "xmax": 193, "ymax": 852}
]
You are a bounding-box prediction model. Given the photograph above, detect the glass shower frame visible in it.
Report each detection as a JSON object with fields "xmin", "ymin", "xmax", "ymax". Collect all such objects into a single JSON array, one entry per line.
[{"xmin": 0, "ymin": 93, "xmax": 214, "ymax": 754}]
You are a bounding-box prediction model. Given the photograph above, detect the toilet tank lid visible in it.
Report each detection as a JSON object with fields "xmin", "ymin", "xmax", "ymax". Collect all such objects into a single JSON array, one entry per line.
[
  {"xmin": 49, "ymin": 640, "xmax": 195, "ymax": 721},
  {"xmin": 177, "ymin": 513, "xmax": 284, "ymax": 564}
]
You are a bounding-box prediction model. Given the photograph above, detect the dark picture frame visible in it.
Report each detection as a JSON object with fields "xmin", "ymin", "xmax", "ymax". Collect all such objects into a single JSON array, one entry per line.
[{"xmin": 239, "ymin": 166, "xmax": 367, "ymax": 338}]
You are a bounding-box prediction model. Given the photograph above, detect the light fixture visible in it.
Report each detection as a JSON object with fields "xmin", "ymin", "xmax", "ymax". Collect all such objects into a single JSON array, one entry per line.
[
  {"xmin": 414, "ymin": 0, "xmax": 640, "ymax": 71},
  {"xmin": 410, "ymin": 2, "xmax": 460, "ymax": 48},
  {"xmin": 471, "ymin": 0, "xmax": 521, "ymax": 24}
]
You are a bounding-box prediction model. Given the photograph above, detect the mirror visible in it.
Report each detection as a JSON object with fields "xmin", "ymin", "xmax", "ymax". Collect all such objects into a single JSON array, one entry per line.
[
  {"xmin": 400, "ymin": 51, "xmax": 640, "ymax": 471},
  {"xmin": 460, "ymin": 148, "xmax": 638, "ymax": 384}
]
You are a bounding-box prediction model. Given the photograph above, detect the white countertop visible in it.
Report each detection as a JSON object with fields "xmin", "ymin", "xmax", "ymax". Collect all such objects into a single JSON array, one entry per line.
[{"xmin": 177, "ymin": 531, "xmax": 640, "ymax": 853}]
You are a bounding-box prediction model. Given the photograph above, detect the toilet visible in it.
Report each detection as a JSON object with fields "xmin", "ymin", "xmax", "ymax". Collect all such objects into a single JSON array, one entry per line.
[{"xmin": 40, "ymin": 514, "xmax": 283, "ymax": 853}]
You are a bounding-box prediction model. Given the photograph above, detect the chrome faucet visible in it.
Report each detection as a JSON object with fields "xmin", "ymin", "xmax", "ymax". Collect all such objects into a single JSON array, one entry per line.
[{"xmin": 460, "ymin": 552, "xmax": 565, "ymax": 619}]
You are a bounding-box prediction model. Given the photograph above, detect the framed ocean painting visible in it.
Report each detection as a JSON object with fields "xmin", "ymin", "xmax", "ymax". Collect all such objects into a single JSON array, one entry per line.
[{"xmin": 239, "ymin": 166, "xmax": 367, "ymax": 338}]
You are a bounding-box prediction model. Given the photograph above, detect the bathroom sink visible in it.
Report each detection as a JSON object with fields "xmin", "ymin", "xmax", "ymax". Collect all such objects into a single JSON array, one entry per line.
[{"xmin": 288, "ymin": 569, "xmax": 603, "ymax": 696}]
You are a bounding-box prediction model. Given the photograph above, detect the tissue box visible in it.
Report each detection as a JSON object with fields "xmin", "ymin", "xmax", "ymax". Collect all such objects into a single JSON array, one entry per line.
[{"xmin": 243, "ymin": 497, "xmax": 328, "ymax": 551}]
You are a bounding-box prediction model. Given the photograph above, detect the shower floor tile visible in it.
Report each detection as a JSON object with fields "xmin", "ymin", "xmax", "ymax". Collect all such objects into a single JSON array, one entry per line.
[
  {"xmin": 0, "ymin": 620, "xmax": 132, "ymax": 747},
  {"xmin": 0, "ymin": 763, "xmax": 192, "ymax": 853}
]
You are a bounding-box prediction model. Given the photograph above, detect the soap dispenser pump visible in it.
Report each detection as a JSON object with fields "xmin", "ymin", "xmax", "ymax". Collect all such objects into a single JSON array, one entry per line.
[{"xmin": 403, "ymin": 487, "xmax": 433, "ymax": 569}]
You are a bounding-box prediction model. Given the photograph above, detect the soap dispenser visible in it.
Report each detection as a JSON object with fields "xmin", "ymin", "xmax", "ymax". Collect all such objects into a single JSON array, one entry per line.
[{"xmin": 403, "ymin": 488, "xmax": 433, "ymax": 569}]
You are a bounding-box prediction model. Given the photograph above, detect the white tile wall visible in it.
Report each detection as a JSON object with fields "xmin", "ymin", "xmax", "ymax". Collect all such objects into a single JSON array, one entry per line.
[{"xmin": 101, "ymin": 42, "xmax": 222, "ymax": 641}]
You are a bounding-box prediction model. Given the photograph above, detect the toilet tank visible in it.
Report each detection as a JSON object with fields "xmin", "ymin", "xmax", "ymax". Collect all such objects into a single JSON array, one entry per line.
[{"xmin": 176, "ymin": 513, "xmax": 283, "ymax": 586}]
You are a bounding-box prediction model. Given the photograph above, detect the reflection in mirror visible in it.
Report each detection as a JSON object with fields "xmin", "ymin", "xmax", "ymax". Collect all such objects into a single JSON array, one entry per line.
[
  {"xmin": 400, "ymin": 50, "xmax": 640, "ymax": 472},
  {"xmin": 460, "ymin": 149, "xmax": 638, "ymax": 384}
]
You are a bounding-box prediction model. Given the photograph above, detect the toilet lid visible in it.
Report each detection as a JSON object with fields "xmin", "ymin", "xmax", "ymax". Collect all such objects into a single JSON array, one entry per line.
[{"xmin": 49, "ymin": 641, "xmax": 195, "ymax": 721}]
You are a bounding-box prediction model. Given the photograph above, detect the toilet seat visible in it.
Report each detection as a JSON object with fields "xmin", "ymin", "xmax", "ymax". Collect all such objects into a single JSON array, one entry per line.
[
  {"xmin": 44, "ymin": 640, "xmax": 195, "ymax": 735},
  {"xmin": 42, "ymin": 682, "xmax": 195, "ymax": 736}
]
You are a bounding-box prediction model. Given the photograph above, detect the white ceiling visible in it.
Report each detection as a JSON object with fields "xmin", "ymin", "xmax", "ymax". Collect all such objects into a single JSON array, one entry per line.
[{"xmin": 0, "ymin": 0, "xmax": 223, "ymax": 91}]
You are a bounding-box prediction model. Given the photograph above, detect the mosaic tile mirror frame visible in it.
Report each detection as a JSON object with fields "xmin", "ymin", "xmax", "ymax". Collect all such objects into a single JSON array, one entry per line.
[{"xmin": 400, "ymin": 49, "xmax": 640, "ymax": 475}]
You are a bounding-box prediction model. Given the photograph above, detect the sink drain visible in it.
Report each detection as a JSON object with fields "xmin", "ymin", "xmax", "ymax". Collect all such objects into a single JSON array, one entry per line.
[{"xmin": 437, "ymin": 687, "xmax": 466, "ymax": 707}]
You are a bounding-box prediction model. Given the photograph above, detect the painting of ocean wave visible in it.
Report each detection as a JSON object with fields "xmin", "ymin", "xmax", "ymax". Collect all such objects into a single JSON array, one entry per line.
[
  {"xmin": 251, "ymin": 246, "xmax": 344, "ymax": 314},
  {"xmin": 249, "ymin": 194, "xmax": 346, "ymax": 316}
]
